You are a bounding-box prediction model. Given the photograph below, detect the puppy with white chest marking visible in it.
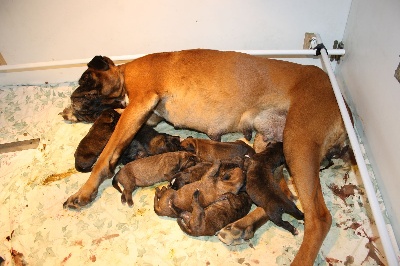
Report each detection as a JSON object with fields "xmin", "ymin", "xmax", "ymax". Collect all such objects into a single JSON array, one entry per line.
[{"xmin": 63, "ymin": 49, "xmax": 351, "ymax": 265}]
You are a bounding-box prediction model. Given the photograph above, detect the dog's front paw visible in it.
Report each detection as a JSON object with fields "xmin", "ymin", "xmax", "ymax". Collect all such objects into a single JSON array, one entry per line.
[{"xmin": 63, "ymin": 189, "xmax": 98, "ymax": 210}]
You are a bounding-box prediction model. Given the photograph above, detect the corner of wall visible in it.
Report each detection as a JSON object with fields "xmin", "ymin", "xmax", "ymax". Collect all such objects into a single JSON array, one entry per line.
[{"xmin": 335, "ymin": 65, "xmax": 400, "ymax": 250}]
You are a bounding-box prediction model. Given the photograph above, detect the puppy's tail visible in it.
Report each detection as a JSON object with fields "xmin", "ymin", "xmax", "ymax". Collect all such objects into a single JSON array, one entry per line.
[{"xmin": 112, "ymin": 173, "xmax": 123, "ymax": 193}]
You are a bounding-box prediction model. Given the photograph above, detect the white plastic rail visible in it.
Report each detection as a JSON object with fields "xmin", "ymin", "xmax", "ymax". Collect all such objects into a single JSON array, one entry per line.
[{"xmin": 0, "ymin": 49, "xmax": 345, "ymax": 72}]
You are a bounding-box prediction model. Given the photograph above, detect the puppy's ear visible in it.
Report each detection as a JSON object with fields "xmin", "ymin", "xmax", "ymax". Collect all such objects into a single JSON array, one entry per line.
[
  {"xmin": 87, "ymin": 56, "xmax": 110, "ymax": 71},
  {"xmin": 169, "ymin": 136, "xmax": 181, "ymax": 148},
  {"xmin": 97, "ymin": 109, "xmax": 116, "ymax": 124},
  {"xmin": 184, "ymin": 143, "xmax": 195, "ymax": 153}
]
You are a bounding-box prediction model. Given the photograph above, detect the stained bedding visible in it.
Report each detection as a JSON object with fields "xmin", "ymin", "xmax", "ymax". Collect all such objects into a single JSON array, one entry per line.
[{"xmin": 0, "ymin": 82, "xmax": 395, "ymax": 265}]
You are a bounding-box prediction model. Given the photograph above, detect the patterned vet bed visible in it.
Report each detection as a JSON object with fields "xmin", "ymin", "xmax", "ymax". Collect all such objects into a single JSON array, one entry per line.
[{"xmin": 0, "ymin": 82, "xmax": 396, "ymax": 265}]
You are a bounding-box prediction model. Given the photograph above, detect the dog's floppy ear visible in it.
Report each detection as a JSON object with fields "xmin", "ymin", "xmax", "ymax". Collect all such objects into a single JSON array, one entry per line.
[{"xmin": 87, "ymin": 56, "xmax": 110, "ymax": 71}]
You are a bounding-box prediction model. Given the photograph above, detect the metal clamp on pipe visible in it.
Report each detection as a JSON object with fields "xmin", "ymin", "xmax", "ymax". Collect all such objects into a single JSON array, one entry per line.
[
  {"xmin": 331, "ymin": 41, "xmax": 345, "ymax": 63},
  {"xmin": 314, "ymin": 43, "xmax": 328, "ymax": 56}
]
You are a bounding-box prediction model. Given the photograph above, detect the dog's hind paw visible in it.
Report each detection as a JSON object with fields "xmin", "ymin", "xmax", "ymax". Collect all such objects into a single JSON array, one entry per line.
[
  {"xmin": 217, "ymin": 223, "xmax": 254, "ymax": 246},
  {"xmin": 217, "ymin": 230, "xmax": 247, "ymax": 246}
]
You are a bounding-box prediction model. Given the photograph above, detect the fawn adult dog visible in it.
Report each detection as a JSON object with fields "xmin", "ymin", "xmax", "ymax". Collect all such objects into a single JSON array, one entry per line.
[{"xmin": 63, "ymin": 49, "xmax": 348, "ymax": 265}]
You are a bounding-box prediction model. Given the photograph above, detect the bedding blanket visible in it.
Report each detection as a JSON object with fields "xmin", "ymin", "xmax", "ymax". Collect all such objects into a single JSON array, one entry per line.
[{"xmin": 0, "ymin": 82, "xmax": 396, "ymax": 265}]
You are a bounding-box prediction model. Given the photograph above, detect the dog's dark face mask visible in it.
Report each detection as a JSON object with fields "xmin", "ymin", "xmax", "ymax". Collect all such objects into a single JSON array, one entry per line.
[{"xmin": 61, "ymin": 56, "xmax": 127, "ymax": 123}]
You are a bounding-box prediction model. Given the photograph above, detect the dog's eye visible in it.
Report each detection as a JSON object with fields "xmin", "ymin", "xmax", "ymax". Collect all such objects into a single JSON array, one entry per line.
[{"xmin": 223, "ymin": 174, "xmax": 230, "ymax": 180}]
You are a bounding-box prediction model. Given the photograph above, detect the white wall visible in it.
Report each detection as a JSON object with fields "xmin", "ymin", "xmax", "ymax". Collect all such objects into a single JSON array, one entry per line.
[
  {"xmin": 0, "ymin": 0, "xmax": 351, "ymax": 85},
  {"xmin": 336, "ymin": 0, "xmax": 400, "ymax": 244}
]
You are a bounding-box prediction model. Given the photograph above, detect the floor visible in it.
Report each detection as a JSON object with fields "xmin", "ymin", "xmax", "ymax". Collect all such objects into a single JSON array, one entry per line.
[{"xmin": 0, "ymin": 82, "xmax": 396, "ymax": 265}]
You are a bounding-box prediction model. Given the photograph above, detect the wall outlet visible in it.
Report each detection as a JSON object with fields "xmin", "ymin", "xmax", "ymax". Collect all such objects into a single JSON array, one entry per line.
[
  {"xmin": 303, "ymin": 32, "xmax": 316, "ymax": 49},
  {"xmin": 0, "ymin": 52, "xmax": 6, "ymax": 65}
]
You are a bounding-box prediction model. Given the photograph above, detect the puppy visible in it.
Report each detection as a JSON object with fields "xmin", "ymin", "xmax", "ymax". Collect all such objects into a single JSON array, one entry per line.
[
  {"xmin": 177, "ymin": 191, "xmax": 253, "ymax": 237},
  {"xmin": 63, "ymin": 50, "xmax": 350, "ymax": 265},
  {"xmin": 169, "ymin": 156, "xmax": 245, "ymax": 190},
  {"xmin": 118, "ymin": 125, "xmax": 181, "ymax": 165},
  {"xmin": 320, "ymin": 144, "xmax": 355, "ymax": 171},
  {"xmin": 74, "ymin": 109, "xmax": 121, "ymax": 172},
  {"xmin": 154, "ymin": 161, "xmax": 245, "ymax": 218},
  {"xmin": 180, "ymin": 137, "xmax": 255, "ymax": 163},
  {"xmin": 169, "ymin": 161, "xmax": 213, "ymax": 190},
  {"xmin": 246, "ymin": 142, "xmax": 304, "ymax": 233},
  {"xmin": 218, "ymin": 142, "xmax": 304, "ymax": 245},
  {"xmin": 112, "ymin": 151, "xmax": 198, "ymax": 206},
  {"xmin": 75, "ymin": 113, "xmax": 180, "ymax": 172}
]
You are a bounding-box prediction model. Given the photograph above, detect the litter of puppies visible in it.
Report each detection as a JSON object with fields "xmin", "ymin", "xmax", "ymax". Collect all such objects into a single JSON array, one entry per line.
[{"xmin": 73, "ymin": 111, "xmax": 306, "ymax": 238}]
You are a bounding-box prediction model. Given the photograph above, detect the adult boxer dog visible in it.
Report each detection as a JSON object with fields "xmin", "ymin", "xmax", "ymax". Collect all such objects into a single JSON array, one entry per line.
[{"xmin": 63, "ymin": 49, "xmax": 349, "ymax": 265}]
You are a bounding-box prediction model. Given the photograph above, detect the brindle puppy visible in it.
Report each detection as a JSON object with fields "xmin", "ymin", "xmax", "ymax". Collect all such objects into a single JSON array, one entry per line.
[
  {"xmin": 320, "ymin": 144, "xmax": 355, "ymax": 171},
  {"xmin": 112, "ymin": 151, "xmax": 198, "ymax": 207},
  {"xmin": 177, "ymin": 191, "xmax": 253, "ymax": 237},
  {"xmin": 246, "ymin": 142, "xmax": 304, "ymax": 234},
  {"xmin": 74, "ymin": 109, "xmax": 121, "ymax": 172},
  {"xmin": 154, "ymin": 161, "xmax": 245, "ymax": 218},
  {"xmin": 118, "ymin": 125, "xmax": 181, "ymax": 165},
  {"xmin": 169, "ymin": 161, "xmax": 213, "ymax": 190},
  {"xmin": 169, "ymin": 156, "xmax": 245, "ymax": 190},
  {"xmin": 75, "ymin": 114, "xmax": 181, "ymax": 172},
  {"xmin": 218, "ymin": 142, "xmax": 304, "ymax": 245},
  {"xmin": 180, "ymin": 137, "xmax": 255, "ymax": 163}
]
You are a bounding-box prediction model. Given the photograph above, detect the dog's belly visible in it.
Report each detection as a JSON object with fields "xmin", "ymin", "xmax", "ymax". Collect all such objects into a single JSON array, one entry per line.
[
  {"xmin": 156, "ymin": 102, "xmax": 236, "ymax": 136},
  {"xmin": 252, "ymin": 109, "xmax": 287, "ymax": 142},
  {"xmin": 155, "ymin": 96, "xmax": 288, "ymax": 141}
]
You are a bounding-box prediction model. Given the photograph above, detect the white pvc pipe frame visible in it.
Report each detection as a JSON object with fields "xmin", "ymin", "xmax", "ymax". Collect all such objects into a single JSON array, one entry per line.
[
  {"xmin": 314, "ymin": 34, "xmax": 398, "ymax": 265},
  {"xmin": 0, "ymin": 49, "xmax": 345, "ymax": 72},
  {"xmin": 0, "ymin": 38, "xmax": 397, "ymax": 264}
]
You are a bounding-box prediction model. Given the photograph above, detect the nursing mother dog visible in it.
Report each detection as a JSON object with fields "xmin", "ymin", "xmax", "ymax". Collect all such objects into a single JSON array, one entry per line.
[{"xmin": 63, "ymin": 49, "xmax": 349, "ymax": 265}]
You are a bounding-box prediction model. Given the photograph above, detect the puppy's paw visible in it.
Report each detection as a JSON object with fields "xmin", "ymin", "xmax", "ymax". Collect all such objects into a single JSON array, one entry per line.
[
  {"xmin": 155, "ymin": 186, "xmax": 164, "ymax": 199},
  {"xmin": 155, "ymin": 186, "xmax": 169, "ymax": 198},
  {"xmin": 60, "ymin": 106, "xmax": 78, "ymax": 122},
  {"xmin": 121, "ymin": 192, "xmax": 134, "ymax": 207}
]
